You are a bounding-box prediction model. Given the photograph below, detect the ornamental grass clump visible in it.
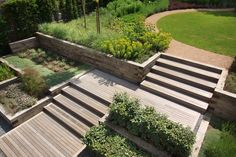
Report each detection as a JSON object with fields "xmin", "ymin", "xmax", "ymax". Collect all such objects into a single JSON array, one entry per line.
[
  {"xmin": 21, "ymin": 68, "xmax": 48, "ymax": 98},
  {"xmin": 108, "ymin": 92, "xmax": 196, "ymax": 157}
]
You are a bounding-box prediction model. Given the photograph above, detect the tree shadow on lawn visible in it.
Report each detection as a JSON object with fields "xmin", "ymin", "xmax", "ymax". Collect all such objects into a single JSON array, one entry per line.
[{"xmin": 44, "ymin": 71, "xmax": 76, "ymax": 87}]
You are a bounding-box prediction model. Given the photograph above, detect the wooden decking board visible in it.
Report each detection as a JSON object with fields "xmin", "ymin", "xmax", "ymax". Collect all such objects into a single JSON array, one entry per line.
[
  {"xmin": 63, "ymin": 86, "xmax": 108, "ymax": 115},
  {"xmin": 31, "ymin": 114, "xmax": 80, "ymax": 155},
  {"xmin": 152, "ymin": 66, "xmax": 216, "ymax": 90},
  {"xmin": 147, "ymin": 72, "xmax": 213, "ymax": 100},
  {"xmin": 157, "ymin": 58, "xmax": 220, "ymax": 81},
  {"xmin": 10, "ymin": 130, "xmax": 41, "ymax": 157},
  {"xmin": 26, "ymin": 119, "xmax": 74, "ymax": 156},
  {"xmin": 17, "ymin": 124, "xmax": 54, "ymax": 157},
  {"xmin": 141, "ymin": 80, "xmax": 208, "ymax": 113},
  {"xmin": 0, "ymin": 139, "xmax": 17, "ymax": 157},
  {"xmin": 49, "ymin": 103, "xmax": 90, "ymax": 132},
  {"xmin": 2, "ymin": 137, "xmax": 24, "ymax": 157},
  {"xmin": 77, "ymin": 69, "xmax": 201, "ymax": 130},
  {"xmin": 38, "ymin": 114, "xmax": 84, "ymax": 149},
  {"xmin": 71, "ymin": 81, "xmax": 113, "ymax": 103},
  {"xmin": 31, "ymin": 114, "xmax": 75, "ymax": 155},
  {"xmin": 160, "ymin": 53, "xmax": 222, "ymax": 74},
  {"xmin": 45, "ymin": 104, "xmax": 88, "ymax": 137},
  {"xmin": 18, "ymin": 125, "xmax": 54, "ymax": 157},
  {"xmin": 54, "ymin": 94, "xmax": 100, "ymax": 126}
]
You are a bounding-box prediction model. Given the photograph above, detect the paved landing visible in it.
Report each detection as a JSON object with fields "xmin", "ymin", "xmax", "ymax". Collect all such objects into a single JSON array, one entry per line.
[{"xmin": 72, "ymin": 69, "xmax": 202, "ymax": 130}]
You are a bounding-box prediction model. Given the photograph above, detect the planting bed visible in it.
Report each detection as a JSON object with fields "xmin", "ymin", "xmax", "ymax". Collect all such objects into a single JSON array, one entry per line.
[
  {"xmin": 199, "ymin": 116, "xmax": 236, "ymax": 157},
  {"xmin": 3, "ymin": 48, "xmax": 90, "ymax": 87},
  {"xmin": 0, "ymin": 48, "xmax": 90, "ymax": 125},
  {"xmin": 39, "ymin": 0, "xmax": 171, "ymax": 63},
  {"xmin": 0, "ymin": 83, "xmax": 37, "ymax": 115}
]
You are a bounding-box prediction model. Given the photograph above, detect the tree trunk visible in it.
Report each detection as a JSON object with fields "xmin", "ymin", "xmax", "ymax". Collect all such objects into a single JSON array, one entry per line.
[
  {"xmin": 82, "ymin": 0, "xmax": 87, "ymax": 28},
  {"xmin": 96, "ymin": 2, "xmax": 100, "ymax": 34}
]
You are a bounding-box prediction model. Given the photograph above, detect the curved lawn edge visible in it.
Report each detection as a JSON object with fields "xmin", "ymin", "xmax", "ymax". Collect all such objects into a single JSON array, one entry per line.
[{"xmin": 145, "ymin": 8, "xmax": 235, "ymax": 69}]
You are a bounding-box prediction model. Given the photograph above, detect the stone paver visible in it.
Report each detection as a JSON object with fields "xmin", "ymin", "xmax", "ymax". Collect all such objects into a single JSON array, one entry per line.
[{"xmin": 145, "ymin": 8, "xmax": 234, "ymax": 69}]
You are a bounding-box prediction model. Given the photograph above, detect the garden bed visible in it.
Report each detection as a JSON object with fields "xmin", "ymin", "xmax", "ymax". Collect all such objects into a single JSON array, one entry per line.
[
  {"xmin": 39, "ymin": 0, "xmax": 171, "ymax": 63},
  {"xmin": 83, "ymin": 124, "xmax": 154, "ymax": 157},
  {"xmin": 3, "ymin": 48, "xmax": 90, "ymax": 87},
  {"xmin": 0, "ymin": 48, "xmax": 90, "ymax": 126},
  {"xmin": 199, "ymin": 116, "xmax": 236, "ymax": 157}
]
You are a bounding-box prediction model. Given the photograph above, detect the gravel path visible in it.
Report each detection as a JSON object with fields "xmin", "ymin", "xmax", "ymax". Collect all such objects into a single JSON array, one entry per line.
[{"xmin": 145, "ymin": 8, "xmax": 235, "ymax": 69}]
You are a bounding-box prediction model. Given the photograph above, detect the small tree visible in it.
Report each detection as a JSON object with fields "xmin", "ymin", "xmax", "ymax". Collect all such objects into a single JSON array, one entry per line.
[
  {"xmin": 81, "ymin": 0, "xmax": 87, "ymax": 28},
  {"xmin": 95, "ymin": 0, "xmax": 100, "ymax": 34}
]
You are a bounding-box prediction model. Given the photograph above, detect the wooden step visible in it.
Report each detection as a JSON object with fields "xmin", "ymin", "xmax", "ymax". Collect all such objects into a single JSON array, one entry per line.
[
  {"xmin": 146, "ymin": 72, "xmax": 213, "ymax": 102},
  {"xmin": 160, "ymin": 53, "xmax": 222, "ymax": 74},
  {"xmin": 140, "ymin": 80, "xmax": 209, "ymax": 113},
  {"xmin": 62, "ymin": 86, "xmax": 108, "ymax": 117},
  {"xmin": 44, "ymin": 103, "xmax": 89, "ymax": 138},
  {"xmin": 70, "ymin": 82, "xmax": 113, "ymax": 104},
  {"xmin": 53, "ymin": 94, "xmax": 100, "ymax": 127},
  {"xmin": 151, "ymin": 65, "xmax": 216, "ymax": 91},
  {"xmin": 156, "ymin": 58, "xmax": 220, "ymax": 83}
]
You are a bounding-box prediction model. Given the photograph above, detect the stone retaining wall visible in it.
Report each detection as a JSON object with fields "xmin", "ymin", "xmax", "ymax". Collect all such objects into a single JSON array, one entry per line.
[
  {"xmin": 10, "ymin": 32, "xmax": 160, "ymax": 83},
  {"xmin": 211, "ymin": 89, "xmax": 236, "ymax": 121},
  {"xmin": 9, "ymin": 37, "xmax": 39, "ymax": 53}
]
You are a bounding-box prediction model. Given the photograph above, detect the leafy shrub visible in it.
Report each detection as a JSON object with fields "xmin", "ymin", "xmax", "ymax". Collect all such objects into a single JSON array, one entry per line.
[
  {"xmin": 1, "ymin": 0, "xmax": 39, "ymax": 39},
  {"xmin": 36, "ymin": 0, "xmax": 58, "ymax": 22},
  {"xmin": 107, "ymin": 0, "xmax": 143, "ymax": 17},
  {"xmin": 0, "ymin": 64, "xmax": 14, "ymax": 82},
  {"xmin": 0, "ymin": 83, "xmax": 37, "ymax": 114},
  {"xmin": 139, "ymin": 31, "xmax": 172, "ymax": 51},
  {"xmin": 101, "ymin": 38, "xmax": 150, "ymax": 60},
  {"xmin": 0, "ymin": 15, "xmax": 8, "ymax": 53},
  {"xmin": 83, "ymin": 124, "xmax": 153, "ymax": 157},
  {"xmin": 21, "ymin": 68, "xmax": 48, "ymax": 97},
  {"xmin": 108, "ymin": 92, "xmax": 196, "ymax": 157}
]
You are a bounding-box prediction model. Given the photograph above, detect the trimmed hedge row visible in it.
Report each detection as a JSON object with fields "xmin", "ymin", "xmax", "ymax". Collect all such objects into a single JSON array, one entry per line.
[
  {"xmin": 108, "ymin": 93, "xmax": 196, "ymax": 157},
  {"xmin": 178, "ymin": 0, "xmax": 236, "ymax": 7},
  {"xmin": 83, "ymin": 124, "xmax": 153, "ymax": 157},
  {"xmin": 1, "ymin": 0, "xmax": 39, "ymax": 40}
]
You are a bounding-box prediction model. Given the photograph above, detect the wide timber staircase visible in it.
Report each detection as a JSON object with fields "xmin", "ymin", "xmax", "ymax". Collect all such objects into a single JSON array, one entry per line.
[
  {"xmin": 141, "ymin": 53, "xmax": 222, "ymax": 114},
  {"xmin": 0, "ymin": 84, "xmax": 110, "ymax": 157},
  {"xmin": 0, "ymin": 53, "xmax": 223, "ymax": 157}
]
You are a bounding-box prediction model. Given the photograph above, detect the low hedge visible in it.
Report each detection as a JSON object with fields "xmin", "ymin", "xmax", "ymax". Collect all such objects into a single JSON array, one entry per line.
[
  {"xmin": 178, "ymin": 0, "xmax": 236, "ymax": 7},
  {"xmin": 108, "ymin": 93, "xmax": 196, "ymax": 157},
  {"xmin": 83, "ymin": 124, "xmax": 153, "ymax": 157}
]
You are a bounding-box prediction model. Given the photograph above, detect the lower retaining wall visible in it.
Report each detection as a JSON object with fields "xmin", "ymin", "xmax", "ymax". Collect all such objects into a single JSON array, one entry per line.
[
  {"xmin": 211, "ymin": 89, "xmax": 236, "ymax": 121},
  {"xmin": 9, "ymin": 37, "xmax": 39, "ymax": 53}
]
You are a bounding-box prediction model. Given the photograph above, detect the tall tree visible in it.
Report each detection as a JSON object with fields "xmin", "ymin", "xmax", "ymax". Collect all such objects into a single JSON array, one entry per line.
[{"xmin": 95, "ymin": 0, "xmax": 100, "ymax": 34}]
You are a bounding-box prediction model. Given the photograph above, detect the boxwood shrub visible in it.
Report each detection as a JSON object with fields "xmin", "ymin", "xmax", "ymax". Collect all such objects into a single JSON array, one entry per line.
[
  {"xmin": 83, "ymin": 124, "xmax": 153, "ymax": 157},
  {"xmin": 108, "ymin": 92, "xmax": 196, "ymax": 157}
]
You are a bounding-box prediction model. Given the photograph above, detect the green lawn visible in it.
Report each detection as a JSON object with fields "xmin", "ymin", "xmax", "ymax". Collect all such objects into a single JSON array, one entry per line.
[{"xmin": 157, "ymin": 11, "xmax": 236, "ymax": 56}]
